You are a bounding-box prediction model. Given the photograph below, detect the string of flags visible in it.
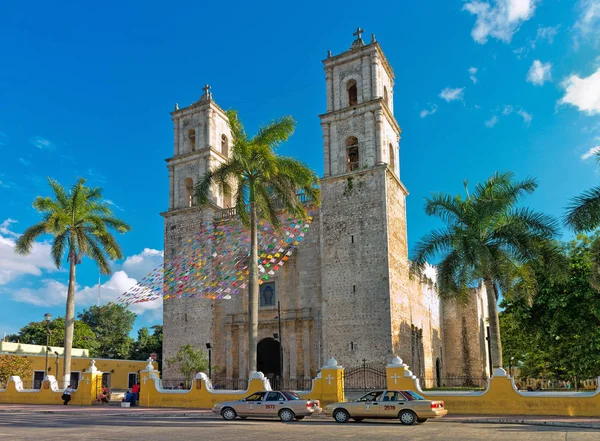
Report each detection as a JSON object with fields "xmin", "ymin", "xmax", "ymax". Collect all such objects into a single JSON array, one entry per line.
[{"xmin": 116, "ymin": 208, "xmax": 316, "ymax": 306}]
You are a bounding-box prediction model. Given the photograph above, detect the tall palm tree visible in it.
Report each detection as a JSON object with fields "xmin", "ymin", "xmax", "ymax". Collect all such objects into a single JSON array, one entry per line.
[
  {"xmin": 412, "ymin": 172, "xmax": 560, "ymax": 369},
  {"xmin": 565, "ymin": 151, "xmax": 600, "ymax": 232},
  {"xmin": 195, "ymin": 109, "xmax": 320, "ymax": 374},
  {"xmin": 15, "ymin": 178, "xmax": 130, "ymax": 384}
]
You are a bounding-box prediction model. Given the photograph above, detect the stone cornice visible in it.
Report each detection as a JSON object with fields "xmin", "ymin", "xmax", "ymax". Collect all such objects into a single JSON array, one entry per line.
[
  {"xmin": 170, "ymin": 97, "xmax": 228, "ymax": 120},
  {"xmin": 318, "ymin": 98, "xmax": 401, "ymax": 133},
  {"xmin": 320, "ymin": 164, "xmax": 408, "ymax": 196},
  {"xmin": 322, "ymin": 42, "xmax": 395, "ymax": 80},
  {"xmin": 166, "ymin": 146, "xmax": 228, "ymax": 167},
  {"xmin": 160, "ymin": 202, "xmax": 220, "ymax": 219}
]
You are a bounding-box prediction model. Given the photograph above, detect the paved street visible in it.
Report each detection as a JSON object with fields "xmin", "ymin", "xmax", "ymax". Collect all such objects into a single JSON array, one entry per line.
[{"xmin": 0, "ymin": 412, "xmax": 598, "ymax": 441}]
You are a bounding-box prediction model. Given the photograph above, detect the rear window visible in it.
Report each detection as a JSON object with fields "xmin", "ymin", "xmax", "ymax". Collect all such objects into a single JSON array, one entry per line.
[
  {"xmin": 402, "ymin": 391, "xmax": 425, "ymax": 400},
  {"xmin": 282, "ymin": 391, "xmax": 301, "ymax": 400}
]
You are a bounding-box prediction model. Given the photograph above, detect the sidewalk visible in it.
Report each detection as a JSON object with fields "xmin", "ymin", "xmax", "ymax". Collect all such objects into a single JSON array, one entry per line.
[{"xmin": 0, "ymin": 405, "xmax": 599, "ymax": 429}]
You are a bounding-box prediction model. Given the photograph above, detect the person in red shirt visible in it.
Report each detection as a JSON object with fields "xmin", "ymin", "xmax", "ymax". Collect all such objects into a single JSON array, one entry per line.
[{"xmin": 131, "ymin": 382, "xmax": 140, "ymax": 407}]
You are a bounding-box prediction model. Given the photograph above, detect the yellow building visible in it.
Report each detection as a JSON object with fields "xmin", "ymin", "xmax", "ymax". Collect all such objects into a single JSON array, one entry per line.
[{"xmin": 0, "ymin": 342, "xmax": 156, "ymax": 390}]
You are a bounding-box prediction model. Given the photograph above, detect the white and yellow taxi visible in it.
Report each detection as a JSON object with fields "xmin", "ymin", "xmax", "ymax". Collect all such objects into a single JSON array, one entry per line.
[
  {"xmin": 324, "ymin": 390, "xmax": 447, "ymax": 425},
  {"xmin": 213, "ymin": 390, "xmax": 322, "ymax": 422}
]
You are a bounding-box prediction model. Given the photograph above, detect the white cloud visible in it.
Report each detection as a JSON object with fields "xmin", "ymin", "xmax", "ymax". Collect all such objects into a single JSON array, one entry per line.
[
  {"xmin": 527, "ymin": 60, "xmax": 552, "ymax": 86},
  {"xmin": 439, "ymin": 87, "xmax": 464, "ymax": 102},
  {"xmin": 574, "ymin": 0, "xmax": 600, "ymax": 47},
  {"xmin": 463, "ymin": 0, "xmax": 537, "ymax": 44},
  {"xmin": 559, "ymin": 67, "xmax": 600, "ymax": 115},
  {"xmin": 536, "ymin": 25, "xmax": 559, "ymax": 43},
  {"xmin": 485, "ymin": 115, "xmax": 499, "ymax": 128},
  {"xmin": 121, "ymin": 248, "xmax": 164, "ymax": 281},
  {"xmin": 419, "ymin": 105, "xmax": 438, "ymax": 118},
  {"xmin": 0, "ymin": 219, "xmax": 58, "ymax": 285},
  {"xmin": 29, "ymin": 136, "xmax": 55, "ymax": 150},
  {"xmin": 517, "ymin": 109, "xmax": 533, "ymax": 124},
  {"xmin": 19, "ymin": 157, "xmax": 31, "ymax": 166},
  {"xmin": 468, "ymin": 67, "xmax": 478, "ymax": 84},
  {"xmin": 581, "ymin": 145, "xmax": 600, "ymax": 160},
  {"xmin": 502, "ymin": 105, "xmax": 514, "ymax": 115},
  {"xmin": 105, "ymin": 199, "xmax": 123, "ymax": 211}
]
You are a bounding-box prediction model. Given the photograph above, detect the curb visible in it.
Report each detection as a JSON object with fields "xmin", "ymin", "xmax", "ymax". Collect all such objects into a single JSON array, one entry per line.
[{"xmin": 439, "ymin": 418, "xmax": 600, "ymax": 430}]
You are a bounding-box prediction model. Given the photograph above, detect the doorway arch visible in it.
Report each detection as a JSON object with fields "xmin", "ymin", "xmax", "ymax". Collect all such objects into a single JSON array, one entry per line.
[{"xmin": 257, "ymin": 337, "xmax": 281, "ymax": 379}]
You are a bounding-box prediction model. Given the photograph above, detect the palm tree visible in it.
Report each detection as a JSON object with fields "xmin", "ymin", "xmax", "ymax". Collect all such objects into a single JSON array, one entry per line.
[
  {"xmin": 412, "ymin": 172, "xmax": 560, "ymax": 369},
  {"xmin": 15, "ymin": 178, "xmax": 130, "ymax": 384},
  {"xmin": 195, "ymin": 110, "xmax": 320, "ymax": 374},
  {"xmin": 565, "ymin": 151, "xmax": 600, "ymax": 232}
]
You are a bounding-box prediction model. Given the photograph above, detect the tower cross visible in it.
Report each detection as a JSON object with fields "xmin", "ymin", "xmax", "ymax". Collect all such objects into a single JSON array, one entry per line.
[
  {"xmin": 203, "ymin": 84, "xmax": 211, "ymax": 95},
  {"xmin": 353, "ymin": 27, "xmax": 364, "ymax": 40}
]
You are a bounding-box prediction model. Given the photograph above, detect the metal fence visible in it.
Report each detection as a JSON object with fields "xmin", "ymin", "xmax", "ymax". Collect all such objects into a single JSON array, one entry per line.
[
  {"xmin": 515, "ymin": 377, "xmax": 598, "ymax": 392},
  {"xmin": 343, "ymin": 363, "xmax": 387, "ymax": 392},
  {"xmin": 418, "ymin": 376, "xmax": 488, "ymax": 391}
]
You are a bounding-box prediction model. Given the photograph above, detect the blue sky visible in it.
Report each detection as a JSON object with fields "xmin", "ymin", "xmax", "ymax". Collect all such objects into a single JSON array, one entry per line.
[{"xmin": 1, "ymin": 0, "xmax": 599, "ymax": 338}]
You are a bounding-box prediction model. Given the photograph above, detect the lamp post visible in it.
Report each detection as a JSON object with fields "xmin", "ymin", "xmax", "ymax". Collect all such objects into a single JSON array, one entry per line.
[
  {"xmin": 274, "ymin": 301, "xmax": 283, "ymax": 387},
  {"xmin": 54, "ymin": 351, "xmax": 60, "ymax": 379},
  {"xmin": 509, "ymin": 356, "xmax": 515, "ymax": 377},
  {"xmin": 44, "ymin": 313, "xmax": 52, "ymax": 378},
  {"xmin": 206, "ymin": 343, "xmax": 212, "ymax": 380}
]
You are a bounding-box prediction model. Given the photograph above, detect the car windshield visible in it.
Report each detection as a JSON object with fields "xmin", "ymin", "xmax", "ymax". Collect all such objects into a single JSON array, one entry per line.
[
  {"xmin": 357, "ymin": 391, "xmax": 383, "ymax": 402},
  {"xmin": 244, "ymin": 392, "xmax": 264, "ymax": 401},
  {"xmin": 282, "ymin": 391, "xmax": 301, "ymax": 400},
  {"xmin": 403, "ymin": 391, "xmax": 425, "ymax": 400}
]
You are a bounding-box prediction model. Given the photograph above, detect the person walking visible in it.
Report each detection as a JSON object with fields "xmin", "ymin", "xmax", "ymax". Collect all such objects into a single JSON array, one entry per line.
[
  {"xmin": 62, "ymin": 384, "xmax": 74, "ymax": 405},
  {"xmin": 131, "ymin": 382, "xmax": 140, "ymax": 407}
]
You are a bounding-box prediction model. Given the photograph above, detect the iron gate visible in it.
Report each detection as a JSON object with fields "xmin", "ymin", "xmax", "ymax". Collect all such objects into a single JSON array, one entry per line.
[{"xmin": 343, "ymin": 361, "xmax": 387, "ymax": 392}]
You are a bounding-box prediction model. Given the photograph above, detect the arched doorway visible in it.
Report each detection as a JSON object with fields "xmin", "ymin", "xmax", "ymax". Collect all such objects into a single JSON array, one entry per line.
[{"xmin": 257, "ymin": 338, "xmax": 281, "ymax": 386}]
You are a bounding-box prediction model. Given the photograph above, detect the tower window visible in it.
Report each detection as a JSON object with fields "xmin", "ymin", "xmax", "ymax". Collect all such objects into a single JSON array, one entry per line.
[
  {"xmin": 184, "ymin": 178, "xmax": 194, "ymax": 207},
  {"xmin": 188, "ymin": 129, "xmax": 196, "ymax": 152},
  {"xmin": 345, "ymin": 136, "xmax": 359, "ymax": 172},
  {"xmin": 221, "ymin": 134, "xmax": 229, "ymax": 157},
  {"xmin": 389, "ymin": 143, "xmax": 395, "ymax": 173},
  {"xmin": 347, "ymin": 80, "xmax": 358, "ymax": 106},
  {"xmin": 260, "ymin": 283, "xmax": 276, "ymax": 307}
]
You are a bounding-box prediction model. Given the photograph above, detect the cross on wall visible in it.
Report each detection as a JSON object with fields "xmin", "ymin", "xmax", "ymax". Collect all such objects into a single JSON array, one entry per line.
[
  {"xmin": 390, "ymin": 373, "xmax": 401, "ymax": 384},
  {"xmin": 325, "ymin": 375, "xmax": 334, "ymax": 385}
]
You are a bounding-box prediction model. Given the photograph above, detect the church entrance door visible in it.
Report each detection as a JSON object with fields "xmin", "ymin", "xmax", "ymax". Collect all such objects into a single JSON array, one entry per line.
[{"xmin": 257, "ymin": 338, "xmax": 281, "ymax": 387}]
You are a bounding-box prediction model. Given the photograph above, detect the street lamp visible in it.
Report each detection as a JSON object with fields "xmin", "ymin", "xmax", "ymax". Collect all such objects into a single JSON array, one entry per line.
[
  {"xmin": 274, "ymin": 301, "xmax": 283, "ymax": 386},
  {"xmin": 509, "ymin": 356, "xmax": 515, "ymax": 377},
  {"xmin": 44, "ymin": 313, "xmax": 52, "ymax": 378},
  {"xmin": 54, "ymin": 351, "xmax": 60, "ymax": 380},
  {"xmin": 206, "ymin": 343, "xmax": 212, "ymax": 380}
]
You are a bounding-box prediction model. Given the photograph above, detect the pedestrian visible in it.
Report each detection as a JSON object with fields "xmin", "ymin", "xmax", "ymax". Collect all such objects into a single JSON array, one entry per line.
[
  {"xmin": 131, "ymin": 382, "xmax": 140, "ymax": 407},
  {"xmin": 62, "ymin": 384, "xmax": 74, "ymax": 405}
]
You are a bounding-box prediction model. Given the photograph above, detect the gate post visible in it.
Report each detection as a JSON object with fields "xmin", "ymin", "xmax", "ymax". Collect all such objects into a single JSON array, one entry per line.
[
  {"xmin": 386, "ymin": 356, "xmax": 420, "ymax": 391},
  {"xmin": 320, "ymin": 357, "xmax": 344, "ymax": 405}
]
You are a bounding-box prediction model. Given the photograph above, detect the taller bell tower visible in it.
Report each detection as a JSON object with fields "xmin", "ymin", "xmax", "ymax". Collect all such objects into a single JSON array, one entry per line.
[{"xmin": 319, "ymin": 30, "xmax": 411, "ymax": 366}]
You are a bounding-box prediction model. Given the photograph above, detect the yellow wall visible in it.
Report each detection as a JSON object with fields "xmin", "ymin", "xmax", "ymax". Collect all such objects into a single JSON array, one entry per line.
[
  {"xmin": 386, "ymin": 360, "xmax": 600, "ymax": 417},
  {"xmin": 6, "ymin": 354, "xmax": 156, "ymax": 390}
]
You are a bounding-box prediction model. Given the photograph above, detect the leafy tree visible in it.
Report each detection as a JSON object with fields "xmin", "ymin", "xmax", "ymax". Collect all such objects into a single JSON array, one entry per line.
[
  {"xmin": 195, "ymin": 110, "xmax": 320, "ymax": 373},
  {"xmin": 565, "ymin": 152, "xmax": 600, "ymax": 232},
  {"xmin": 14, "ymin": 178, "xmax": 130, "ymax": 383},
  {"xmin": 9, "ymin": 318, "xmax": 98, "ymax": 354},
  {"xmin": 412, "ymin": 172, "xmax": 561, "ymax": 368},
  {"xmin": 0, "ymin": 355, "xmax": 33, "ymax": 387},
  {"xmin": 165, "ymin": 344, "xmax": 209, "ymax": 384},
  {"xmin": 130, "ymin": 325, "xmax": 163, "ymax": 369},
  {"xmin": 501, "ymin": 235, "xmax": 600, "ymax": 380},
  {"xmin": 79, "ymin": 304, "xmax": 136, "ymax": 359}
]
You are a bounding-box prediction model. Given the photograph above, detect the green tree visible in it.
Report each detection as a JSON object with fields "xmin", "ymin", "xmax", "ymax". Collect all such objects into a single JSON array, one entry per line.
[
  {"xmin": 0, "ymin": 355, "xmax": 33, "ymax": 387},
  {"xmin": 79, "ymin": 304, "xmax": 136, "ymax": 359},
  {"xmin": 412, "ymin": 172, "xmax": 561, "ymax": 368},
  {"xmin": 501, "ymin": 235, "xmax": 600, "ymax": 380},
  {"xmin": 14, "ymin": 178, "xmax": 130, "ymax": 383},
  {"xmin": 131, "ymin": 325, "xmax": 163, "ymax": 369},
  {"xmin": 565, "ymin": 152, "xmax": 600, "ymax": 232},
  {"xmin": 10, "ymin": 318, "xmax": 98, "ymax": 354},
  {"xmin": 165, "ymin": 344, "xmax": 209, "ymax": 384},
  {"xmin": 195, "ymin": 110, "xmax": 320, "ymax": 373}
]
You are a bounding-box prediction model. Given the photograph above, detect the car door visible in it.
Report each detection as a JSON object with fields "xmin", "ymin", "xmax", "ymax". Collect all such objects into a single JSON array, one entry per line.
[
  {"xmin": 262, "ymin": 391, "xmax": 284, "ymax": 416},
  {"xmin": 350, "ymin": 391, "xmax": 383, "ymax": 418},
  {"xmin": 380, "ymin": 391, "xmax": 402, "ymax": 418},
  {"xmin": 242, "ymin": 392, "xmax": 265, "ymax": 416}
]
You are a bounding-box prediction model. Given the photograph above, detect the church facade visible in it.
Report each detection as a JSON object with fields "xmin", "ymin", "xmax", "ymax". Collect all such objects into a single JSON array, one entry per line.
[{"xmin": 161, "ymin": 31, "xmax": 491, "ymax": 386}]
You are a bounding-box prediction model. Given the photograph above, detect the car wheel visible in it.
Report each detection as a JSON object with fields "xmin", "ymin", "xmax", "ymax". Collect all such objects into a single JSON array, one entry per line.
[
  {"xmin": 221, "ymin": 407, "xmax": 237, "ymax": 421},
  {"xmin": 279, "ymin": 409, "xmax": 295, "ymax": 422},
  {"xmin": 295, "ymin": 416, "xmax": 305, "ymax": 421},
  {"xmin": 416, "ymin": 417, "xmax": 428, "ymax": 424},
  {"xmin": 353, "ymin": 418, "xmax": 364, "ymax": 422},
  {"xmin": 399, "ymin": 410, "xmax": 417, "ymax": 425},
  {"xmin": 333, "ymin": 409, "xmax": 350, "ymax": 423}
]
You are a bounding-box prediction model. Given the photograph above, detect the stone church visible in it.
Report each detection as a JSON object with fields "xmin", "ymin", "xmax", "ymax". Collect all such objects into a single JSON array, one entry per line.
[{"xmin": 161, "ymin": 30, "xmax": 491, "ymax": 386}]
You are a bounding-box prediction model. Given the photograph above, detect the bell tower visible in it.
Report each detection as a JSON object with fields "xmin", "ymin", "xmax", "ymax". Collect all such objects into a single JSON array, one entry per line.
[
  {"xmin": 161, "ymin": 85, "xmax": 233, "ymax": 379},
  {"xmin": 319, "ymin": 30, "xmax": 411, "ymax": 366}
]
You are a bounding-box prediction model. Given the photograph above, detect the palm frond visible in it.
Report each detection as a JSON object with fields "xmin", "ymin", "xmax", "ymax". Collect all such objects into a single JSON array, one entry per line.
[
  {"xmin": 252, "ymin": 116, "xmax": 295, "ymax": 150},
  {"xmin": 565, "ymin": 186, "xmax": 600, "ymax": 232},
  {"xmin": 50, "ymin": 230, "xmax": 69, "ymax": 268},
  {"xmin": 14, "ymin": 223, "xmax": 47, "ymax": 255}
]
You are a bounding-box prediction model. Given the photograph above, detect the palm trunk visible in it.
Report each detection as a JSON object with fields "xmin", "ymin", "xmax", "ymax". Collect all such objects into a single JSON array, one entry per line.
[
  {"xmin": 484, "ymin": 278, "xmax": 503, "ymax": 370},
  {"xmin": 247, "ymin": 200, "xmax": 259, "ymax": 374},
  {"xmin": 63, "ymin": 249, "xmax": 76, "ymax": 385}
]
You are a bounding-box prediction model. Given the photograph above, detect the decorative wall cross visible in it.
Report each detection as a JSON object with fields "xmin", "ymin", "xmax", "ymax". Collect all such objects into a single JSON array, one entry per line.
[
  {"xmin": 325, "ymin": 375, "xmax": 334, "ymax": 385},
  {"xmin": 391, "ymin": 373, "xmax": 401, "ymax": 384}
]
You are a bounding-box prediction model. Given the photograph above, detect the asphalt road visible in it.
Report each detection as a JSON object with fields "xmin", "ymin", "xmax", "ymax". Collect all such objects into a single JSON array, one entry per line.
[{"xmin": 0, "ymin": 413, "xmax": 598, "ymax": 441}]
